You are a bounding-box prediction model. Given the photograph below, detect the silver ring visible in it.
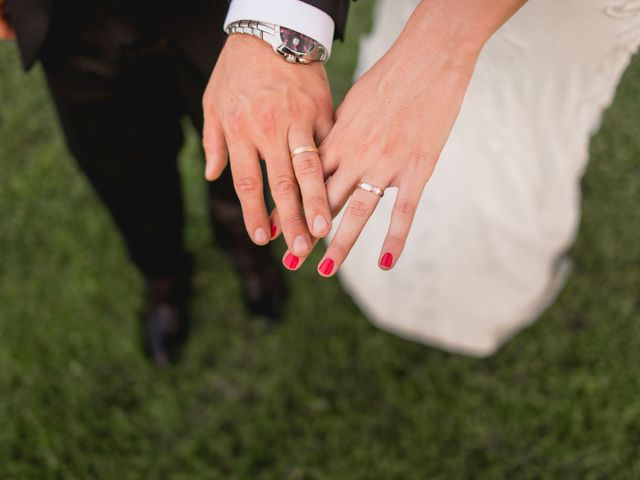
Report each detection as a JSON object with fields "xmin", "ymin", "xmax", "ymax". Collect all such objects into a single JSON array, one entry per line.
[{"xmin": 357, "ymin": 182, "xmax": 385, "ymax": 198}]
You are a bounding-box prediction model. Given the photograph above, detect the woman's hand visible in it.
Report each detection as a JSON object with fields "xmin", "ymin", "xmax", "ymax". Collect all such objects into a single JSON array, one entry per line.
[
  {"xmin": 272, "ymin": 0, "xmax": 526, "ymax": 276},
  {"xmin": 202, "ymin": 34, "xmax": 334, "ymax": 257},
  {"xmin": 0, "ymin": 0, "xmax": 16, "ymax": 40},
  {"xmin": 278, "ymin": 45, "xmax": 477, "ymax": 275}
]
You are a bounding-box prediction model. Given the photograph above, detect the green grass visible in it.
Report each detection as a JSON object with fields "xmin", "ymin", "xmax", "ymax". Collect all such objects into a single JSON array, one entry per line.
[{"xmin": 1, "ymin": 1, "xmax": 639, "ymax": 478}]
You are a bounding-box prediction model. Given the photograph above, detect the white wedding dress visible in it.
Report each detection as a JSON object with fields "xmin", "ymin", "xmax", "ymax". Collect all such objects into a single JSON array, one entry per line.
[{"xmin": 334, "ymin": 0, "xmax": 640, "ymax": 356}]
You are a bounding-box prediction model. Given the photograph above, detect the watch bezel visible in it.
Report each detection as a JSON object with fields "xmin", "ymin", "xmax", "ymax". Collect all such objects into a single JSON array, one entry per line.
[
  {"xmin": 275, "ymin": 26, "xmax": 327, "ymax": 64},
  {"xmin": 278, "ymin": 26, "xmax": 319, "ymax": 55}
]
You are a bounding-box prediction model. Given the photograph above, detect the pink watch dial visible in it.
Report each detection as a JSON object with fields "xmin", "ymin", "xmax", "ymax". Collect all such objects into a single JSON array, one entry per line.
[{"xmin": 279, "ymin": 27, "xmax": 317, "ymax": 54}]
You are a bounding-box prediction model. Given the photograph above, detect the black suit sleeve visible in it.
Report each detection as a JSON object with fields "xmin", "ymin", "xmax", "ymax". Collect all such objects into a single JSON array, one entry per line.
[
  {"xmin": 7, "ymin": 0, "xmax": 54, "ymax": 70},
  {"xmin": 299, "ymin": 0, "xmax": 353, "ymax": 41}
]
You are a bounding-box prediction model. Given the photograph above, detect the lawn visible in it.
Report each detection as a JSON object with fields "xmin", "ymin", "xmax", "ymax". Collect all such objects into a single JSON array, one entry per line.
[{"xmin": 1, "ymin": 1, "xmax": 639, "ymax": 478}]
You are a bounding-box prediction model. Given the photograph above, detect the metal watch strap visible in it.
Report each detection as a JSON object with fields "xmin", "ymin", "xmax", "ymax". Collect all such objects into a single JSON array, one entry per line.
[
  {"xmin": 226, "ymin": 19, "xmax": 277, "ymax": 41},
  {"xmin": 225, "ymin": 20, "xmax": 329, "ymax": 64}
]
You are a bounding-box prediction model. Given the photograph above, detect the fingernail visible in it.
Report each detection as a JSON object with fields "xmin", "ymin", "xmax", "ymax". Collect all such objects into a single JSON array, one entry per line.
[
  {"xmin": 318, "ymin": 258, "xmax": 334, "ymax": 276},
  {"xmin": 293, "ymin": 235, "xmax": 309, "ymax": 255},
  {"xmin": 254, "ymin": 228, "xmax": 268, "ymax": 244},
  {"xmin": 380, "ymin": 253, "xmax": 393, "ymax": 269},
  {"xmin": 270, "ymin": 223, "xmax": 278, "ymax": 239},
  {"xmin": 284, "ymin": 252, "xmax": 300, "ymax": 270},
  {"xmin": 205, "ymin": 162, "xmax": 215, "ymax": 180},
  {"xmin": 313, "ymin": 215, "xmax": 328, "ymax": 235}
]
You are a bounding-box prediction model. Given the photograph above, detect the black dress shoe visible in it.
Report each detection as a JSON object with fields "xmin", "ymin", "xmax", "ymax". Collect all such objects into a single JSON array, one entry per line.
[
  {"xmin": 237, "ymin": 252, "xmax": 288, "ymax": 324},
  {"xmin": 141, "ymin": 273, "xmax": 191, "ymax": 367}
]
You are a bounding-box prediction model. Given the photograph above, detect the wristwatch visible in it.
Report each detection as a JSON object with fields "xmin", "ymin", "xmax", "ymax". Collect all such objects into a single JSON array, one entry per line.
[{"xmin": 225, "ymin": 20, "xmax": 329, "ymax": 64}]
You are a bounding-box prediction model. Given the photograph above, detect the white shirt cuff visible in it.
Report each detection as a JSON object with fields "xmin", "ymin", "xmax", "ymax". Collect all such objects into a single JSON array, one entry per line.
[{"xmin": 224, "ymin": 0, "xmax": 336, "ymax": 56}]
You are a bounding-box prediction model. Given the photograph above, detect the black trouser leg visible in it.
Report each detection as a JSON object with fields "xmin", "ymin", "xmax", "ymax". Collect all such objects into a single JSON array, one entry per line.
[
  {"xmin": 38, "ymin": 0, "xmax": 285, "ymax": 320},
  {"xmin": 41, "ymin": 44, "xmax": 191, "ymax": 278}
]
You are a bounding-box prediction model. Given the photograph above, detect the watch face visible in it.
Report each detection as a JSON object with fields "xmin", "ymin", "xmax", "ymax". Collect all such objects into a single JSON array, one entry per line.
[{"xmin": 279, "ymin": 27, "xmax": 316, "ymax": 54}]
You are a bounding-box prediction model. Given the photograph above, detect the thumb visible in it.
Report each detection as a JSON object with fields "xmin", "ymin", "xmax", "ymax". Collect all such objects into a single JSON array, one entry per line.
[{"xmin": 202, "ymin": 113, "xmax": 228, "ymax": 181}]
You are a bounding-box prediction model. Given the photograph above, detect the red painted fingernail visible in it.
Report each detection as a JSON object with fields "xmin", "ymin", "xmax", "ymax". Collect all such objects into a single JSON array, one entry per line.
[
  {"xmin": 284, "ymin": 252, "xmax": 300, "ymax": 270},
  {"xmin": 318, "ymin": 258, "xmax": 334, "ymax": 276},
  {"xmin": 270, "ymin": 222, "xmax": 278, "ymax": 239},
  {"xmin": 380, "ymin": 253, "xmax": 393, "ymax": 269}
]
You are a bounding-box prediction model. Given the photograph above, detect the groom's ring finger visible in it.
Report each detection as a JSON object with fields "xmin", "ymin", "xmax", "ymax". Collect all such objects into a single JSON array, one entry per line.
[
  {"xmin": 289, "ymin": 130, "xmax": 332, "ymax": 238},
  {"xmin": 276, "ymin": 175, "xmax": 338, "ymax": 271},
  {"xmin": 317, "ymin": 180, "xmax": 385, "ymax": 277}
]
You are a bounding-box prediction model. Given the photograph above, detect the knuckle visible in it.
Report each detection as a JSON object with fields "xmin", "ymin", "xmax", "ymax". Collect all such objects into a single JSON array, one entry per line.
[
  {"xmin": 386, "ymin": 232, "xmax": 406, "ymax": 247},
  {"xmin": 295, "ymin": 96, "xmax": 317, "ymax": 117},
  {"xmin": 407, "ymin": 149, "xmax": 428, "ymax": 170},
  {"xmin": 395, "ymin": 200, "xmax": 416, "ymax": 218},
  {"xmin": 241, "ymin": 207, "xmax": 263, "ymax": 220},
  {"xmin": 256, "ymin": 104, "xmax": 278, "ymax": 134},
  {"xmin": 354, "ymin": 141, "xmax": 369, "ymax": 158},
  {"xmin": 225, "ymin": 111, "xmax": 246, "ymax": 135},
  {"xmin": 295, "ymin": 155, "xmax": 320, "ymax": 176},
  {"xmin": 272, "ymin": 175, "xmax": 298, "ymax": 198},
  {"xmin": 283, "ymin": 212, "xmax": 305, "ymax": 229},
  {"xmin": 330, "ymin": 241, "xmax": 349, "ymax": 259},
  {"xmin": 234, "ymin": 176, "xmax": 262, "ymax": 194},
  {"xmin": 261, "ymin": 121, "xmax": 277, "ymax": 137},
  {"xmin": 380, "ymin": 144, "xmax": 396, "ymax": 161},
  {"xmin": 306, "ymin": 194, "xmax": 328, "ymax": 210},
  {"xmin": 348, "ymin": 200, "xmax": 369, "ymax": 219}
]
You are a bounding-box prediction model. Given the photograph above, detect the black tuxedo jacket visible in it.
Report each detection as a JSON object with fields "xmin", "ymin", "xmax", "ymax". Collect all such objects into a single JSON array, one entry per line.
[{"xmin": 8, "ymin": 0, "xmax": 352, "ymax": 70}]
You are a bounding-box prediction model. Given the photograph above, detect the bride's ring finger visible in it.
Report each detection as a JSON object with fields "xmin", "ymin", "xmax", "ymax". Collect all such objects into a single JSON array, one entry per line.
[{"xmin": 317, "ymin": 179, "xmax": 386, "ymax": 277}]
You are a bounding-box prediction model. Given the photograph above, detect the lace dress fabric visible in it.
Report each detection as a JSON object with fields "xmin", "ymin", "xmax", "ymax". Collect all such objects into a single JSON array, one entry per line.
[{"xmin": 333, "ymin": 0, "xmax": 640, "ymax": 356}]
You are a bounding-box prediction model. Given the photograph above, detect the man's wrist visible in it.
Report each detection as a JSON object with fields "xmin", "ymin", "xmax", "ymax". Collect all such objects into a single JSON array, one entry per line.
[
  {"xmin": 224, "ymin": 34, "xmax": 327, "ymax": 76},
  {"xmin": 224, "ymin": 0, "xmax": 335, "ymax": 57},
  {"xmin": 225, "ymin": 20, "xmax": 329, "ymax": 64}
]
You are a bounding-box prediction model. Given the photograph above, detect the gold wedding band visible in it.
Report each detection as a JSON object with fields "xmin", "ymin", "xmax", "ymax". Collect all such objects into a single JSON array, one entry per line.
[
  {"xmin": 290, "ymin": 145, "xmax": 319, "ymax": 159},
  {"xmin": 357, "ymin": 182, "xmax": 385, "ymax": 198}
]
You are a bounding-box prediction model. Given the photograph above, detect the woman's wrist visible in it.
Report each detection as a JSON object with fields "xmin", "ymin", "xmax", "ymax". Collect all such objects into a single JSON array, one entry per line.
[{"xmin": 396, "ymin": 0, "xmax": 527, "ymax": 62}]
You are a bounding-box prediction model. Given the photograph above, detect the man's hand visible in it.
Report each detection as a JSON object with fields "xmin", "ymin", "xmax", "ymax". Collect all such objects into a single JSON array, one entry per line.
[
  {"xmin": 0, "ymin": 0, "xmax": 16, "ymax": 40},
  {"xmin": 202, "ymin": 34, "xmax": 334, "ymax": 256}
]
